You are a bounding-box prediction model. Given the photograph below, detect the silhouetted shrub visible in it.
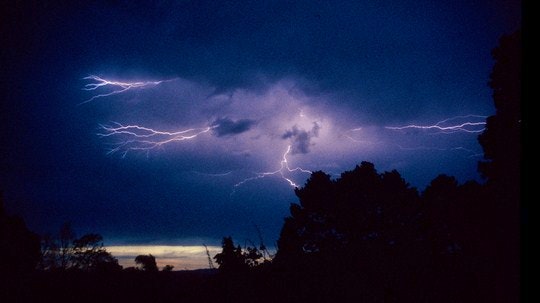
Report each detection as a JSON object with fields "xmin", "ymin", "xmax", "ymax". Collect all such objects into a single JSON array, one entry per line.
[{"xmin": 135, "ymin": 254, "xmax": 158, "ymax": 272}]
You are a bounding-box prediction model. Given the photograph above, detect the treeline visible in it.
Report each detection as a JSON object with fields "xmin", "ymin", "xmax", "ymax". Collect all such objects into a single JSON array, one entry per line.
[
  {"xmin": 38, "ymin": 222, "xmax": 173, "ymax": 273},
  {"xmin": 213, "ymin": 164, "xmax": 515, "ymax": 302},
  {"xmin": 38, "ymin": 223, "xmax": 120, "ymax": 272},
  {"xmin": 0, "ymin": 211, "xmax": 173, "ymax": 275},
  {"xmin": 0, "ymin": 202, "xmax": 218, "ymax": 301}
]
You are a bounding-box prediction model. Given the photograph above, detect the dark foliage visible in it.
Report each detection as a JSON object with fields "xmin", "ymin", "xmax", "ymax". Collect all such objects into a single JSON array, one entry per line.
[
  {"xmin": 214, "ymin": 236, "xmax": 265, "ymax": 273},
  {"xmin": 135, "ymin": 254, "xmax": 158, "ymax": 272},
  {"xmin": 477, "ymin": 29, "xmax": 521, "ymax": 302},
  {"xmin": 71, "ymin": 234, "xmax": 121, "ymax": 272},
  {"xmin": 37, "ymin": 224, "xmax": 121, "ymax": 273},
  {"xmin": 0, "ymin": 193, "xmax": 41, "ymax": 300},
  {"xmin": 0, "ymin": 193, "xmax": 41, "ymax": 275},
  {"xmin": 162, "ymin": 264, "xmax": 175, "ymax": 272},
  {"xmin": 479, "ymin": 29, "xmax": 521, "ymax": 190},
  {"xmin": 272, "ymin": 164, "xmax": 437, "ymax": 301}
]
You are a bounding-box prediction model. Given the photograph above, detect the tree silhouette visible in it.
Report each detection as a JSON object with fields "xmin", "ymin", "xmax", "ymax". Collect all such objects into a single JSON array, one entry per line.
[
  {"xmin": 71, "ymin": 233, "xmax": 121, "ymax": 272},
  {"xmin": 0, "ymin": 192, "xmax": 40, "ymax": 274},
  {"xmin": 162, "ymin": 264, "xmax": 174, "ymax": 272},
  {"xmin": 419, "ymin": 175, "xmax": 491, "ymax": 301},
  {"xmin": 478, "ymin": 29, "xmax": 521, "ymax": 192},
  {"xmin": 58, "ymin": 222, "xmax": 75, "ymax": 270},
  {"xmin": 135, "ymin": 254, "xmax": 158, "ymax": 272},
  {"xmin": 213, "ymin": 236, "xmax": 265, "ymax": 274},
  {"xmin": 38, "ymin": 233, "xmax": 59, "ymax": 270},
  {"xmin": 476, "ymin": 29, "xmax": 521, "ymax": 302},
  {"xmin": 243, "ymin": 245, "xmax": 263, "ymax": 268},
  {"xmin": 38, "ymin": 227, "xmax": 121, "ymax": 272},
  {"xmin": 0, "ymin": 193, "xmax": 41, "ymax": 302},
  {"xmin": 272, "ymin": 161, "xmax": 516, "ymax": 301},
  {"xmin": 274, "ymin": 162, "xmax": 431, "ymax": 300},
  {"xmin": 214, "ymin": 237, "xmax": 246, "ymax": 272},
  {"xmin": 276, "ymin": 162, "xmax": 420, "ymax": 263},
  {"xmin": 37, "ymin": 222, "xmax": 76, "ymax": 270},
  {"xmin": 422, "ymin": 174, "xmax": 462, "ymax": 256}
]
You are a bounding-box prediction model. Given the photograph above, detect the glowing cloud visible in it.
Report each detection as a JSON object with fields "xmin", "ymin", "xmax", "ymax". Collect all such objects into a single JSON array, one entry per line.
[
  {"xmin": 282, "ymin": 122, "xmax": 321, "ymax": 154},
  {"xmin": 80, "ymin": 75, "xmax": 488, "ymax": 190}
]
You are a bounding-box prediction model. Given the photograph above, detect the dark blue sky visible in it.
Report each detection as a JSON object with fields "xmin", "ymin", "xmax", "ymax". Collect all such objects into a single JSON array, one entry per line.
[{"xmin": 1, "ymin": 1, "xmax": 520, "ymax": 247}]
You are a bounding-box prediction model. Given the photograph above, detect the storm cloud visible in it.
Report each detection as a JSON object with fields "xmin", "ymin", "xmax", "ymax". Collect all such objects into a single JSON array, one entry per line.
[
  {"xmin": 282, "ymin": 122, "xmax": 321, "ymax": 154},
  {"xmin": 211, "ymin": 118, "xmax": 257, "ymax": 137}
]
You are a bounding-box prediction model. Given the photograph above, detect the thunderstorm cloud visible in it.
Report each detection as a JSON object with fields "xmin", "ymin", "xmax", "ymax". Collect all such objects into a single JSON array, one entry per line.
[
  {"xmin": 211, "ymin": 117, "xmax": 257, "ymax": 137},
  {"xmin": 282, "ymin": 122, "xmax": 321, "ymax": 155}
]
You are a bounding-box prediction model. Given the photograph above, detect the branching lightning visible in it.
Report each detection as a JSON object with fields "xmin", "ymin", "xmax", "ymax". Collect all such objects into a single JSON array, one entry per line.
[
  {"xmin": 385, "ymin": 115, "xmax": 487, "ymax": 133},
  {"xmin": 98, "ymin": 122, "xmax": 215, "ymax": 157},
  {"xmin": 80, "ymin": 75, "xmax": 172, "ymax": 104},
  {"xmin": 81, "ymin": 73, "xmax": 486, "ymax": 191},
  {"xmin": 344, "ymin": 115, "xmax": 487, "ymax": 157},
  {"xmin": 234, "ymin": 145, "xmax": 312, "ymax": 190}
]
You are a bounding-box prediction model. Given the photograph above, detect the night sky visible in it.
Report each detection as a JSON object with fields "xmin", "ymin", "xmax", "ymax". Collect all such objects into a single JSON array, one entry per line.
[{"xmin": 1, "ymin": 1, "xmax": 520, "ymax": 265}]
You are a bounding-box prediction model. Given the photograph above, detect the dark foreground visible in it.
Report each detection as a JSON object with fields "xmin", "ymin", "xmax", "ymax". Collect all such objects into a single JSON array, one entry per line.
[{"xmin": 1, "ymin": 262, "xmax": 519, "ymax": 303}]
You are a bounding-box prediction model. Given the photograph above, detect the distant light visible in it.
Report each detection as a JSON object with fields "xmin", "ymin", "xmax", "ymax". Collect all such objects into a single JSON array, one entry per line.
[{"xmin": 106, "ymin": 245, "xmax": 221, "ymax": 270}]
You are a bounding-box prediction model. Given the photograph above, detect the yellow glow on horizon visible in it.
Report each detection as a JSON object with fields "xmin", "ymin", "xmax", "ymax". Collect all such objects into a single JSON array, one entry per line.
[{"xmin": 106, "ymin": 245, "xmax": 221, "ymax": 270}]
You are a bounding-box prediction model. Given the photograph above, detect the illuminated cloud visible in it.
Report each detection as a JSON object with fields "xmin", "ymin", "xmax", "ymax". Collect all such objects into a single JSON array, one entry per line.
[
  {"xmin": 87, "ymin": 76, "xmax": 485, "ymax": 183},
  {"xmin": 282, "ymin": 122, "xmax": 321, "ymax": 154}
]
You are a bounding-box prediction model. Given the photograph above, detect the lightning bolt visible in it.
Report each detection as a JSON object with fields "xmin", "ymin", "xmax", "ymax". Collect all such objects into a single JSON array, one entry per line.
[
  {"xmin": 80, "ymin": 75, "xmax": 173, "ymax": 105},
  {"xmin": 344, "ymin": 115, "xmax": 487, "ymax": 156},
  {"xmin": 234, "ymin": 145, "xmax": 312, "ymax": 190},
  {"xmin": 385, "ymin": 115, "xmax": 487, "ymax": 133},
  {"xmin": 98, "ymin": 122, "xmax": 215, "ymax": 157}
]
